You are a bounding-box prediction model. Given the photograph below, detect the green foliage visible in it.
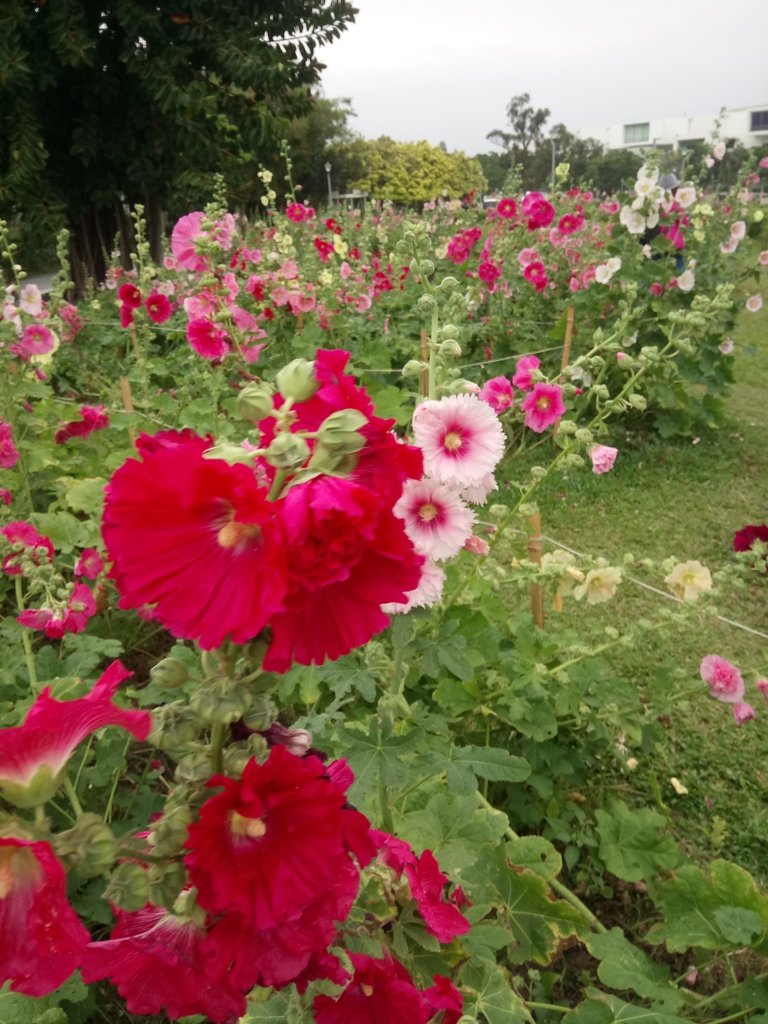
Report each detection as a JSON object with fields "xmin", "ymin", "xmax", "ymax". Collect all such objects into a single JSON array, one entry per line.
[{"xmin": 595, "ymin": 801, "xmax": 684, "ymax": 882}]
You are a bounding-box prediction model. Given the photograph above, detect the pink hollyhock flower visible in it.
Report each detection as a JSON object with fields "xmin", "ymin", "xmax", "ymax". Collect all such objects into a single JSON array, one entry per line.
[
  {"xmin": 704, "ymin": 155, "xmax": 715, "ymax": 169},
  {"xmin": 713, "ymin": 141, "xmax": 727, "ymax": 160},
  {"xmin": 517, "ymin": 246, "xmax": 539, "ymax": 267},
  {"xmin": 522, "ymin": 192, "xmax": 555, "ymax": 230},
  {"xmin": 0, "ymin": 661, "xmax": 149, "ymax": 808},
  {"xmin": 19, "ymin": 283, "xmax": 43, "ymax": 316},
  {"xmin": 522, "ymin": 382, "xmax": 566, "ymax": 433},
  {"xmin": 59, "ymin": 303, "xmax": 83, "ymax": 341},
  {"xmin": 171, "ymin": 212, "xmax": 235, "ymax": 271},
  {"xmin": 405, "ymin": 850, "xmax": 471, "ymax": 943},
  {"xmin": 18, "ymin": 582, "xmax": 97, "ymax": 639},
  {"xmin": 145, "ymin": 291, "xmax": 173, "ymax": 324},
  {"xmin": 746, "ymin": 295, "xmax": 764, "ymax": 313},
  {"xmin": 1, "ymin": 521, "xmax": 54, "ymax": 576},
  {"xmin": 497, "ymin": 197, "xmax": 517, "ymax": 219},
  {"xmin": 479, "ymin": 376, "xmax": 514, "ymax": 412},
  {"xmin": 313, "ymin": 953, "xmax": 431, "ymax": 1024},
  {"xmin": 412, "ymin": 394, "xmax": 505, "ymax": 489},
  {"xmin": 730, "ymin": 220, "xmax": 747, "ymax": 240},
  {"xmin": 354, "ymin": 292, "xmax": 372, "ymax": 312},
  {"xmin": 649, "ymin": 282, "xmax": 665, "ymax": 297},
  {"xmin": 759, "ymin": 251, "xmax": 768, "ymax": 267},
  {"xmin": 464, "ymin": 534, "xmax": 490, "ymax": 555},
  {"xmin": 700, "ymin": 654, "xmax": 755, "ymax": 723},
  {"xmin": 10, "ymin": 324, "xmax": 56, "ymax": 362},
  {"xmin": 54, "ymin": 404, "xmax": 109, "ymax": 444},
  {"xmin": 423, "ymin": 975, "xmax": 464, "ymax": 1024},
  {"xmin": 0, "ymin": 418, "xmax": 19, "ymax": 469},
  {"xmin": 478, "ymin": 260, "xmax": 502, "ymax": 286},
  {"xmin": 184, "ymin": 746, "xmax": 374, "ymax": 929},
  {"xmin": 82, "ymin": 903, "xmax": 247, "ymax": 1022},
  {"xmin": 558, "ymin": 213, "xmax": 583, "ymax": 235},
  {"xmin": 760, "ymin": 157, "xmax": 768, "ymax": 169},
  {"xmin": 381, "ymin": 558, "xmax": 446, "ymax": 614},
  {"xmin": 589, "ymin": 444, "xmax": 618, "ymax": 474},
  {"xmin": 102, "ymin": 430, "xmax": 287, "ymax": 650},
  {"xmin": 118, "ymin": 282, "xmax": 142, "ymax": 309},
  {"xmin": 0, "ymin": 837, "xmax": 90, "ymax": 995},
  {"xmin": 314, "ymin": 237, "xmax": 334, "ymax": 262},
  {"xmin": 461, "ymin": 472, "xmax": 498, "ymax": 505},
  {"xmin": 756, "ymin": 679, "xmax": 768, "ymax": 702},
  {"xmin": 720, "ymin": 238, "xmax": 738, "ymax": 254},
  {"xmin": 512, "ymin": 354, "xmax": 541, "ymax": 391},
  {"xmin": 523, "ymin": 260, "xmax": 548, "ymax": 292},
  {"xmin": 75, "ymin": 547, "xmax": 104, "ymax": 579},
  {"xmin": 186, "ymin": 317, "xmax": 230, "ymax": 360},
  {"xmin": 394, "ymin": 478, "xmax": 475, "ymax": 561},
  {"xmin": 719, "ymin": 338, "xmax": 735, "ymax": 355},
  {"xmin": 0, "ymin": 488, "xmax": 12, "ymax": 505}
]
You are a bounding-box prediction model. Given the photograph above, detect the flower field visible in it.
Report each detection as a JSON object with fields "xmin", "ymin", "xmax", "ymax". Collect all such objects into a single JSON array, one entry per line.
[{"xmin": 0, "ymin": 155, "xmax": 767, "ymax": 1024}]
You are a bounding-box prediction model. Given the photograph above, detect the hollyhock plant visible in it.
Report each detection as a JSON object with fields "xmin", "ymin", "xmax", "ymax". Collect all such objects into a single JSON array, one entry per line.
[
  {"xmin": 1, "ymin": 521, "xmax": 54, "ymax": 575},
  {"xmin": 18, "ymin": 282, "xmax": 43, "ymax": 316},
  {"xmin": 521, "ymin": 382, "xmax": 566, "ymax": 433},
  {"xmin": 589, "ymin": 444, "xmax": 618, "ymax": 474},
  {"xmin": 412, "ymin": 394, "xmax": 505, "ymax": 488},
  {"xmin": 700, "ymin": 655, "xmax": 755, "ymax": 723},
  {"xmin": 0, "ymin": 660, "xmax": 150, "ymax": 807},
  {"xmin": 313, "ymin": 952, "xmax": 431, "ymax": 1024},
  {"xmin": 512, "ymin": 354, "xmax": 541, "ymax": 391},
  {"xmin": 664, "ymin": 560, "xmax": 713, "ymax": 601},
  {"xmin": 394, "ymin": 478, "xmax": 475, "ymax": 561},
  {"xmin": 17, "ymin": 581, "xmax": 97, "ymax": 639},
  {"xmin": 496, "ymin": 196, "xmax": 517, "ymax": 219},
  {"xmin": 82, "ymin": 903, "xmax": 248, "ymax": 1022},
  {"xmin": 0, "ymin": 837, "xmax": 90, "ymax": 996},
  {"xmin": 184, "ymin": 746, "xmax": 374, "ymax": 928},
  {"xmin": 171, "ymin": 211, "xmax": 235, "ymax": 271},
  {"xmin": 10, "ymin": 323, "xmax": 57, "ymax": 362}
]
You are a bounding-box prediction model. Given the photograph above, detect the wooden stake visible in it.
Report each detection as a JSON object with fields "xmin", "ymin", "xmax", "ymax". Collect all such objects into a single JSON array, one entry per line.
[
  {"xmin": 420, "ymin": 329, "xmax": 429, "ymax": 398},
  {"xmin": 119, "ymin": 375, "xmax": 136, "ymax": 448},
  {"xmin": 527, "ymin": 511, "xmax": 545, "ymax": 629},
  {"xmin": 560, "ymin": 305, "xmax": 576, "ymax": 374}
]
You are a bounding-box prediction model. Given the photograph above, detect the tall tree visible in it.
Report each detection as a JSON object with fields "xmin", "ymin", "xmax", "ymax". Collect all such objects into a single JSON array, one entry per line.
[
  {"xmin": 285, "ymin": 94, "xmax": 358, "ymax": 204},
  {"xmin": 487, "ymin": 92, "xmax": 550, "ymax": 189},
  {"xmin": 0, "ymin": 0, "xmax": 357, "ymax": 285}
]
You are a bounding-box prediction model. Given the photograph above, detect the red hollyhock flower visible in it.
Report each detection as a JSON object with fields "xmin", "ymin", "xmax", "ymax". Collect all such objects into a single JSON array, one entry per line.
[
  {"xmin": 186, "ymin": 316, "xmax": 230, "ymax": 360},
  {"xmin": 497, "ymin": 197, "xmax": 517, "ymax": 220},
  {"xmin": 313, "ymin": 952, "xmax": 430, "ymax": 1024},
  {"xmin": 522, "ymin": 191, "xmax": 555, "ymax": 230},
  {"xmin": 82, "ymin": 903, "xmax": 247, "ymax": 1022},
  {"xmin": 54, "ymin": 404, "xmax": 109, "ymax": 444},
  {"xmin": 102, "ymin": 430, "xmax": 287, "ymax": 649},
  {"xmin": 118, "ymin": 283, "xmax": 142, "ymax": 309},
  {"xmin": 733, "ymin": 523, "xmax": 768, "ymax": 552},
  {"xmin": 0, "ymin": 837, "xmax": 90, "ymax": 996},
  {"xmin": 0, "ymin": 660, "xmax": 150, "ymax": 808},
  {"xmin": 184, "ymin": 746, "xmax": 374, "ymax": 929},
  {"xmin": 1, "ymin": 521, "xmax": 54, "ymax": 576},
  {"xmin": 145, "ymin": 291, "xmax": 173, "ymax": 324},
  {"xmin": 17, "ymin": 581, "xmax": 97, "ymax": 639},
  {"xmin": 423, "ymin": 975, "xmax": 464, "ymax": 1024},
  {"xmin": 405, "ymin": 850, "xmax": 471, "ymax": 944}
]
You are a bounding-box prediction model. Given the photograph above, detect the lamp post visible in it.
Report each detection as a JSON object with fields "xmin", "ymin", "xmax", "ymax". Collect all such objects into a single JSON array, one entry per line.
[
  {"xmin": 324, "ymin": 161, "xmax": 333, "ymax": 207},
  {"xmin": 550, "ymin": 139, "xmax": 556, "ymax": 192}
]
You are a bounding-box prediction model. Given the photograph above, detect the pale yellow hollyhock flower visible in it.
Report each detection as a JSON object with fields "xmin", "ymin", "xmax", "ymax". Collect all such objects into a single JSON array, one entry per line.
[
  {"xmin": 664, "ymin": 560, "xmax": 712, "ymax": 602},
  {"xmin": 541, "ymin": 550, "xmax": 585, "ymax": 598},
  {"xmin": 573, "ymin": 566, "xmax": 622, "ymax": 605},
  {"xmin": 332, "ymin": 236, "xmax": 348, "ymax": 257}
]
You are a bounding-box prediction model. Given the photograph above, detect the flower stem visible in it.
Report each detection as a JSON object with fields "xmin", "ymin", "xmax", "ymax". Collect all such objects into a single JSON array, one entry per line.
[
  {"xmin": 63, "ymin": 775, "xmax": 84, "ymax": 817},
  {"xmin": 14, "ymin": 576, "xmax": 38, "ymax": 688},
  {"xmin": 210, "ymin": 722, "xmax": 226, "ymax": 775}
]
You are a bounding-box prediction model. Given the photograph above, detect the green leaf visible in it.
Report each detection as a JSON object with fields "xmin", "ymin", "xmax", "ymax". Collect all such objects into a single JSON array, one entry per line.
[
  {"xmin": 0, "ymin": 974, "xmax": 87, "ymax": 1024},
  {"xmin": 595, "ymin": 801, "xmax": 682, "ymax": 883},
  {"xmin": 62, "ymin": 476, "xmax": 106, "ymax": 516},
  {"xmin": 453, "ymin": 745, "xmax": 530, "ymax": 784},
  {"xmin": 566, "ymin": 990, "xmax": 689, "ymax": 1024},
  {"xmin": 400, "ymin": 793, "xmax": 508, "ymax": 874},
  {"xmin": 463, "ymin": 844, "xmax": 585, "ymax": 963},
  {"xmin": 336, "ymin": 719, "xmax": 420, "ymax": 802},
  {"xmin": 506, "ymin": 836, "xmax": 562, "ymax": 882},
  {"xmin": 436, "ymin": 635, "xmax": 475, "ymax": 681},
  {"xmin": 586, "ymin": 928, "xmax": 684, "ymax": 1011},
  {"xmin": 461, "ymin": 961, "xmax": 533, "ymax": 1024},
  {"xmin": 649, "ymin": 859, "xmax": 768, "ymax": 953},
  {"xmin": 30, "ymin": 511, "xmax": 93, "ymax": 553},
  {"xmin": 434, "ymin": 676, "xmax": 483, "ymax": 716}
]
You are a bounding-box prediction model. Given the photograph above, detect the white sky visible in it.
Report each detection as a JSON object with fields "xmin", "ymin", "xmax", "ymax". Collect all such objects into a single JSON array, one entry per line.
[{"xmin": 320, "ymin": 0, "xmax": 768, "ymax": 154}]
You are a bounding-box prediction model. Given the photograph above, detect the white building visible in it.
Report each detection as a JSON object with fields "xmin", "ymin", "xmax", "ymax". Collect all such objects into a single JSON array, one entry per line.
[{"xmin": 582, "ymin": 104, "xmax": 768, "ymax": 152}]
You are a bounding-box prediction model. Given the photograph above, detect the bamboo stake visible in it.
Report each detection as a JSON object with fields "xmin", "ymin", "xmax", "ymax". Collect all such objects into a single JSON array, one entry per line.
[
  {"xmin": 119, "ymin": 375, "xmax": 136, "ymax": 448},
  {"xmin": 420, "ymin": 329, "xmax": 429, "ymax": 398},
  {"xmin": 527, "ymin": 511, "xmax": 545, "ymax": 629},
  {"xmin": 560, "ymin": 305, "xmax": 576, "ymax": 374}
]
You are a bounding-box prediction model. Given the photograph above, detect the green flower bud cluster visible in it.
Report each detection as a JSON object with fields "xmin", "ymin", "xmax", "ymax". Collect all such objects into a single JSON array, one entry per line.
[
  {"xmin": 236, "ymin": 383, "xmax": 275, "ymax": 422},
  {"xmin": 264, "ymin": 432, "xmax": 310, "ymax": 470},
  {"xmin": 402, "ymin": 359, "xmax": 427, "ymax": 379},
  {"xmin": 275, "ymin": 359, "xmax": 319, "ymax": 403},
  {"xmin": 150, "ymin": 657, "xmax": 190, "ymax": 689},
  {"xmin": 106, "ymin": 861, "xmax": 151, "ymax": 911},
  {"xmin": 54, "ymin": 813, "xmax": 116, "ymax": 878},
  {"xmin": 316, "ymin": 408, "xmax": 368, "ymax": 455}
]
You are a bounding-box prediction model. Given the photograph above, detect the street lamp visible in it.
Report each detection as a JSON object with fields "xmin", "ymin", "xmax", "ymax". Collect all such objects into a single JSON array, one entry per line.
[
  {"xmin": 550, "ymin": 140, "xmax": 556, "ymax": 192},
  {"xmin": 324, "ymin": 161, "xmax": 333, "ymax": 206}
]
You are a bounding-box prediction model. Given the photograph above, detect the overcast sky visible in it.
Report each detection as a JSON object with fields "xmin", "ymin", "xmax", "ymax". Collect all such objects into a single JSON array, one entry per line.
[{"xmin": 320, "ymin": 0, "xmax": 768, "ymax": 154}]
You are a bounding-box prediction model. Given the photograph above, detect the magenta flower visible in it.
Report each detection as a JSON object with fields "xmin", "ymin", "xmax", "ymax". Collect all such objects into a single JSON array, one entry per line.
[
  {"xmin": 512, "ymin": 354, "xmax": 541, "ymax": 391},
  {"xmin": 145, "ymin": 292, "xmax": 173, "ymax": 324},
  {"xmin": 0, "ymin": 418, "xmax": 20, "ymax": 469},
  {"xmin": 0, "ymin": 660, "xmax": 150, "ymax": 807},
  {"xmin": 1, "ymin": 521, "xmax": 54, "ymax": 576},
  {"xmin": 404, "ymin": 850, "xmax": 471, "ymax": 944},
  {"xmin": 497, "ymin": 197, "xmax": 517, "ymax": 219},
  {"xmin": 117, "ymin": 283, "xmax": 142, "ymax": 309},
  {"xmin": 522, "ymin": 191, "xmax": 555, "ymax": 230},
  {"xmin": 186, "ymin": 317, "xmax": 230, "ymax": 360},
  {"xmin": 171, "ymin": 211, "xmax": 235, "ymax": 271},
  {"xmin": 54, "ymin": 405, "xmax": 109, "ymax": 444},
  {"xmin": 17, "ymin": 582, "xmax": 97, "ymax": 639},
  {"xmin": 700, "ymin": 655, "xmax": 755, "ymax": 724},
  {"xmin": 10, "ymin": 324, "xmax": 56, "ymax": 362},
  {"xmin": 412, "ymin": 394, "xmax": 505, "ymax": 488},
  {"xmin": 75, "ymin": 547, "xmax": 104, "ymax": 579},
  {"xmin": 521, "ymin": 382, "xmax": 566, "ymax": 433},
  {"xmin": 0, "ymin": 836, "xmax": 90, "ymax": 996},
  {"xmin": 589, "ymin": 444, "xmax": 619, "ymax": 474},
  {"xmin": 479, "ymin": 376, "xmax": 514, "ymax": 413}
]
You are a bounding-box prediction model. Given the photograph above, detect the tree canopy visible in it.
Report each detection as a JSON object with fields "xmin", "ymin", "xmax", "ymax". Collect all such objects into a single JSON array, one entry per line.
[{"xmin": 0, "ymin": 0, "xmax": 357, "ymax": 281}]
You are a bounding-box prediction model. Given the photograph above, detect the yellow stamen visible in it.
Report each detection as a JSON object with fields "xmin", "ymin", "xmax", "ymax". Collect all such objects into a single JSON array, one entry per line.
[
  {"xmin": 443, "ymin": 431, "xmax": 463, "ymax": 451},
  {"xmin": 536, "ymin": 397, "xmax": 550, "ymax": 411},
  {"xmin": 217, "ymin": 520, "xmax": 261, "ymax": 550},
  {"xmin": 230, "ymin": 811, "xmax": 267, "ymax": 839},
  {"xmin": 361, "ymin": 984, "xmax": 374, "ymax": 997},
  {"xmin": 419, "ymin": 502, "xmax": 439, "ymax": 522}
]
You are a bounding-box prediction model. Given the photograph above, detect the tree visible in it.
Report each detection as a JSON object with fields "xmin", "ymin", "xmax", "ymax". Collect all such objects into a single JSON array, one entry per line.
[
  {"xmin": 486, "ymin": 92, "xmax": 550, "ymax": 189},
  {"xmin": 333, "ymin": 138, "xmax": 485, "ymax": 206},
  {"xmin": 585, "ymin": 149, "xmax": 643, "ymax": 194},
  {"xmin": 285, "ymin": 94, "xmax": 359, "ymax": 204},
  {"xmin": 0, "ymin": 0, "xmax": 357, "ymax": 285},
  {"xmin": 527, "ymin": 124, "xmax": 604, "ymax": 191}
]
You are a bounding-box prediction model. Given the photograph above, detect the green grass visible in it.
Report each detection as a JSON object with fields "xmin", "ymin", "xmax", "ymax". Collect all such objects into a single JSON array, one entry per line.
[{"xmin": 523, "ymin": 241, "xmax": 768, "ymax": 879}]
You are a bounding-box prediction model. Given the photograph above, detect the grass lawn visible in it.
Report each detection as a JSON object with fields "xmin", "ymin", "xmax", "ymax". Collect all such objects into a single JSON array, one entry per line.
[{"xmin": 525, "ymin": 238, "xmax": 768, "ymax": 880}]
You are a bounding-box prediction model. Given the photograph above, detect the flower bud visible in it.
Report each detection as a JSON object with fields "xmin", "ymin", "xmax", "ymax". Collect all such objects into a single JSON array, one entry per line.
[
  {"xmin": 148, "ymin": 861, "xmax": 187, "ymax": 910},
  {"xmin": 203, "ymin": 443, "xmax": 257, "ymax": 466},
  {"xmin": 105, "ymin": 862, "xmax": 151, "ymax": 911},
  {"xmin": 54, "ymin": 813, "xmax": 116, "ymax": 878},
  {"xmin": 175, "ymin": 751, "xmax": 215, "ymax": 784},
  {"xmin": 402, "ymin": 359, "xmax": 428, "ymax": 379},
  {"xmin": 275, "ymin": 359, "xmax": 318, "ymax": 402},
  {"xmin": 439, "ymin": 323, "xmax": 460, "ymax": 339},
  {"xmin": 438, "ymin": 339, "xmax": 462, "ymax": 358},
  {"xmin": 438, "ymin": 276, "xmax": 460, "ymax": 292},
  {"xmin": 242, "ymin": 693, "xmax": 278, "ymax": 732},
  {"xmin": 317, "ymin": 408, "xmax": 368, "ymax": 454},
  {"xmin": 574, "ymin": 429, "xmax": 594, "ymax": 445},
  {"xmin": 236, "ymin": 383, "xmax": 275, "ymax": 422},
  {"xmin": 150, "ymin": 657, "xmax": 189, "ymax": 689},
  {"xmin": 149, "ymin": 801, "xmax": 194, "ymax": 858},
  {"xmin": 556, "ymin": 419, "xmax": 578, "ymax": 435},
  {"xmin": 190, "ymin": 673, "xmax": 252, "ymax": 725},
  {"xmin": 223, "ymin": 734, "xmax": 268, "ymax": 777},
  {"xmin": 417, "ymin": 293, "xmax": 435, "ymax": 311},
  {"xmin": 150, "ymin": 703, "xmax": 200, "ymax": 750},
  {"xmin": 418, "ymin": 259, "xmax": 435, "ymax": 276},
  {"xmin": 628, "ymin": 394, "xmax": 647, "ymax": 411},
  {"xmin": 264, "ymin": 431, "xmax": 310, "ymax": 470}
]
